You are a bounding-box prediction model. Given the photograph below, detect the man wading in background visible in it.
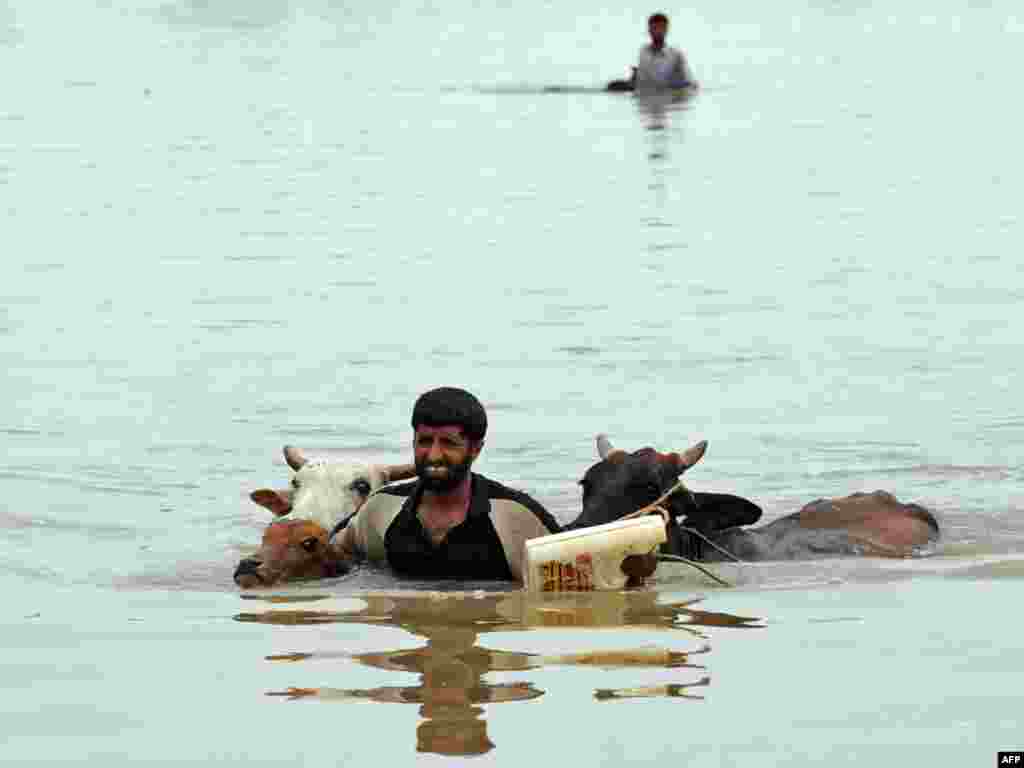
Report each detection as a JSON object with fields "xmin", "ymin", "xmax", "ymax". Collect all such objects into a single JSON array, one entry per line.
[{"xmin": 631, "ymin": 12, "xmax": 698, "ymax": 89}]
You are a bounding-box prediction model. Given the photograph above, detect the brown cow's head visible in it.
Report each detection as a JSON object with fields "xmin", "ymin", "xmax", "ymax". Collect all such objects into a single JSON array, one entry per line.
[
  {"xmin": 234, "ymin": 518, "xmax": 342, "ymax": 589},
  {"xmin": 234, "ymin": 446, "xmax": 416, "ymax": 588}
]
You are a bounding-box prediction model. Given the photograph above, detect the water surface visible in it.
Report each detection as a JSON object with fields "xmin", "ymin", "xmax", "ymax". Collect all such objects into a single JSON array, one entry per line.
[{"xmin": 3, "ymin": 0, "xmax": 1023, "ymax": 763}]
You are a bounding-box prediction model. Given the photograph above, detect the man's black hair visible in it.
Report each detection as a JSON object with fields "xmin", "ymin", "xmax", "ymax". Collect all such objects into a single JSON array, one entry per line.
[
  {"xmin": 648, "ymin": 12, "xmax": 669, "ymax": 25},
  {"xmin": 411, "ymin": 387, "xmax": 488, "ymax": 442}
]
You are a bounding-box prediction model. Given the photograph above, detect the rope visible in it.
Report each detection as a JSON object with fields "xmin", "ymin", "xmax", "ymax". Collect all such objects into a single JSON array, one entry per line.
[
  {"xmin": 620, "ymin": 477, "xmax": 692, "ymax": 522},
  {"xmin": 656, "ymin": 554, "xmax": 734, "ymax": 587},
  {"xmin": 678, "ymin": 526, "xmax": 749, "ymax": 565},
  {"xmin": 620, "ymin": 478, "xmax": 755, "ymax": 587},
  {"xmin": 619, "ymin": 503, "xmax": 670, "ymax": 524}
]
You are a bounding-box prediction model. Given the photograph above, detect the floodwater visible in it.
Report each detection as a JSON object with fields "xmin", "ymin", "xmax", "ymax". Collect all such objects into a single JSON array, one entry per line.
[{"xmin": 3, "ymin": 0, "xmax": 1023, "ymax": 764}]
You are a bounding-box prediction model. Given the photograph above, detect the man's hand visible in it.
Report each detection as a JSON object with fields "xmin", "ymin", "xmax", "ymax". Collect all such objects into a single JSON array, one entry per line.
[
  {"xmin": 329, "ymin": 525, "xmax": 358, "ymax": 562},
  {"xmin": 621, "ymin": 552, "xmax": 659, "ymax": 587}
]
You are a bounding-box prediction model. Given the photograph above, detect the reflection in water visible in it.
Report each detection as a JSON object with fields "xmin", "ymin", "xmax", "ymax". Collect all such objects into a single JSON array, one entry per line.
[
  {"xmin": 268, "ymin": 625, "xmax": 543, "ymax": 757},
  {"xmin": 236, "ymin": 591, "xmax": 761, "ymax": 756},
  {"xmin": 595, "ymin": 677, "xmax": 711, "ymax": 701},
  {"xmin": 635, "ymin": 89, "xmax": 696, "ymax": 222},
  {"xmin": 635, "ymin": 88, "xmax": 696, "ymax": 132}
]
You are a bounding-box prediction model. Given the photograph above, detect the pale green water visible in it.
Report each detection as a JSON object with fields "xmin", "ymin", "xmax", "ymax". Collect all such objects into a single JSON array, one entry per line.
[
  {"xmin": 4, "ymin": 578, "xmax": 1022, "ymax": 765},
  {"xmin": 3, "ymin": 0, "xmax": 1023, "ymax": 764}
]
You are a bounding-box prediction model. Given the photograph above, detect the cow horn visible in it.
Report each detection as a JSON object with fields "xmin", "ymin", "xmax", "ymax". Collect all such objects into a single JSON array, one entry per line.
[
  {"xmin": 283, "ymin": 445, "xmax": 307, "ymax": 471},
  {"xmin": 675, "ymin": 439, "xmax": 708, "ymax": 471},
  {"xmin": 381, "ymin": 463, "xmax": 417, "ymax": 483},
  {"xmin": 596, "ymin": 434, "xmax": 627, "ymax": 462}
]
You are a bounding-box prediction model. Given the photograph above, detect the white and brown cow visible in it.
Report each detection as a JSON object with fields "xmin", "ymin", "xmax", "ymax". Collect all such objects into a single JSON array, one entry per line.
[{"xmin": 233, "ymin": 446, "xmax": 415, "ymax": 589}]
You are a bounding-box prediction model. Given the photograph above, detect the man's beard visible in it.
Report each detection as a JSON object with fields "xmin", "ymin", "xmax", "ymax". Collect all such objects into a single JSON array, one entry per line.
[{"xmin": 416, "ymin": 455, "xmax": 473, "ymax": 493}]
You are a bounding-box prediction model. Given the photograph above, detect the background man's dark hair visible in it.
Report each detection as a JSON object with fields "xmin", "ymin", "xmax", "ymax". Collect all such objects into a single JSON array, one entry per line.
[
  {"xmin": 411, "ymin": 387, "xmax": 488, "ymax": 442},
  {"xmin": 648, "ymin": 12, "xmax": 669, "ymax": 25}
]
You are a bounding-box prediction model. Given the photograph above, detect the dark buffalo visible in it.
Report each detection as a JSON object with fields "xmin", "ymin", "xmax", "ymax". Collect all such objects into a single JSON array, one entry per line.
[{"xmin": 578, "ymin": 435, "xmax": 940, "ymax": 562}]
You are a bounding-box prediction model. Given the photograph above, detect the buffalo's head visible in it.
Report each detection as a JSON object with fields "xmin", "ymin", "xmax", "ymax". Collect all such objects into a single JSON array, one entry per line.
[
  {"xmin": 576, "ymin": 435, "xmax": 707, "ymax": 529},
  {"xmin": 574, "ymin": 435, "xmax": 761, "ymax": 558},
  {"xmin": 234, "ymin": 446, "xmax": 416, "ymax": 588}
]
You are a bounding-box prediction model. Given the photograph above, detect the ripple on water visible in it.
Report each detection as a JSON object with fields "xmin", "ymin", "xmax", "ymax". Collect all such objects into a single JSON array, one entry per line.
[
  {"xmin": 647, "ymin": 241, "xmax": 688, "ymax": 253},
  {"xmin": 23, "ymin": 263, "xmax": 66, "ymax": 273},
  {"xmin": 0, "ymin": 509, "xmax": 142, "ymax": 538},
  {"xmin": 519, "ymin": 319, "xmax": 586, "ymax": 328},
  {"xmin": 486, "ymin": 401, "xmax": 533, "ymax": 414},
  {"xmin": 986, "ymin": 416, "xmax": 1024, "ymax": 432},
  {"xmin": 885, "ymin": 464, "xmax": 1014, "ymax": 481},
  {"xmin": 269, "ymin": 424, "xmax": 349, "ymax": 439},
  {"xmin": 155, "ymin": 1, "xmax": 293, "ymax": 31},
  {"xmin": 190, "ymin": 296, "xmax": 267, "ymax": 306},
  {"xmin": 519, "ymin": 287, "xmax": 569, "ymax": 297},
  {"xmin": 0, "ymin": 558, "xmax": 64, "ymax": 585},
  {"xmin": 0, "ymin": 463, "xmax": 200, "ymax": 499},
  {"xmin": 0, "ymin": 427, "xmax": 64, "ymax": 437},
  {"xmin": 224, "ymin": 253, "xmax": 292, "ymax": 263},
  {"xmin": 551, "ymin": 303, "xmax": 610, "ymax": 313},
  {"xmin": 196, "ymin": 318, "xmax": 286, "ymax": 332},
  {"xmin": 331, "ymin": 280, "xmax": 378, "ymax": 288},
  {"xmin": 262, "ymin": 442, "xmax": 408, "ymax": 464}
]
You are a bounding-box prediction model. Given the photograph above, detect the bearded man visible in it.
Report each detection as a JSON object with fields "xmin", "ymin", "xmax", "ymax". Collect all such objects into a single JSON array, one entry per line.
[{"xmin": 332, "ymin": 387, "xmax": 560, "ymax": 580}]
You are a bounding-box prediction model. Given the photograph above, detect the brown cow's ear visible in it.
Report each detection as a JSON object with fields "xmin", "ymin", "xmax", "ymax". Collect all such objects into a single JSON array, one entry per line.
[{"xmin": 250, "ymin": 489, "xmax": 293, "ymax": 517}]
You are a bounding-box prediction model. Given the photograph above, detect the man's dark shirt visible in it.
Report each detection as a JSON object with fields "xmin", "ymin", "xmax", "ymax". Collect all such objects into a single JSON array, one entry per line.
[{"xmin": 339, "ymin": 473, "xmax": 559, "ymax": 581}]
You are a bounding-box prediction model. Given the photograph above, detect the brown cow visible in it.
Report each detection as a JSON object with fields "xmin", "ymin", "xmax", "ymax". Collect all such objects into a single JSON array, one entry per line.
[{"xmin": 233, "ymin": 446, "xmax": 416, "ymax": 588}]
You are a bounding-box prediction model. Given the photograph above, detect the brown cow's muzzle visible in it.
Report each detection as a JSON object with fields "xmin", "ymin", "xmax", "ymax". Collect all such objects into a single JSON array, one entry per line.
[{"xmin": 234, "ymin": 557, "xmax": 269, "ymax": 589}]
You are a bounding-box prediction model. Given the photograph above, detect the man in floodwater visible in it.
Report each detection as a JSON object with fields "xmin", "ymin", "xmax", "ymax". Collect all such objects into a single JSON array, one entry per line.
[
  {"xmin": 332, "ymin": 387, "xmax": 561, "ymax": 580},
  {"xmin": 632, "ymin": 13, "xmax": 698, "ymax": 90}
]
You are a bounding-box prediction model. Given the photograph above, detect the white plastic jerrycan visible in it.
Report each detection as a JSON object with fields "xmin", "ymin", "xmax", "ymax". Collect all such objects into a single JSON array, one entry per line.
[{"xmin": 524, "ymin": 515, "xmax": 667, "ymax": 592}]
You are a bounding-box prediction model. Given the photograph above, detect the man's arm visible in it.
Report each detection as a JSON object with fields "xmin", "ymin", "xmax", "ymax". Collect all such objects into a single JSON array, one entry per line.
[
  {"xmin": 487, "ymin": 483, "xmax": 561, "ymax": 583},
  {"xmin": 673, "ymin": 50, "xmax": 698, "ymax": 88},
  {"xmin": 330, "ymin": 522, "xmax": 360, "ymax": 561},
  {"xmin": 329, "ymin": 491, "xmax": 402, "ymax": 563}
]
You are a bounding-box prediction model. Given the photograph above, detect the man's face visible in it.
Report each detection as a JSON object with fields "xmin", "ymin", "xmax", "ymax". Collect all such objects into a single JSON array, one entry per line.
[
  {"xmin": 649, "ymin": 20, "xmax": 668, "ymax": 46},
  {"xmin": 414, "ymin": 425, "xmax": 480, "ymax": 493}
]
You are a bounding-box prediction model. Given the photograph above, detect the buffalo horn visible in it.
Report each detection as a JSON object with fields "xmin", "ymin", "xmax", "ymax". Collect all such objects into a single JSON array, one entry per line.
[
  {"xmin": 675, "ymin": 440, "xmax": 708, "ymax": 471},
  {"xmin": 596, "ymin": 433, "xmax": 627, "ymax": 462}
]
